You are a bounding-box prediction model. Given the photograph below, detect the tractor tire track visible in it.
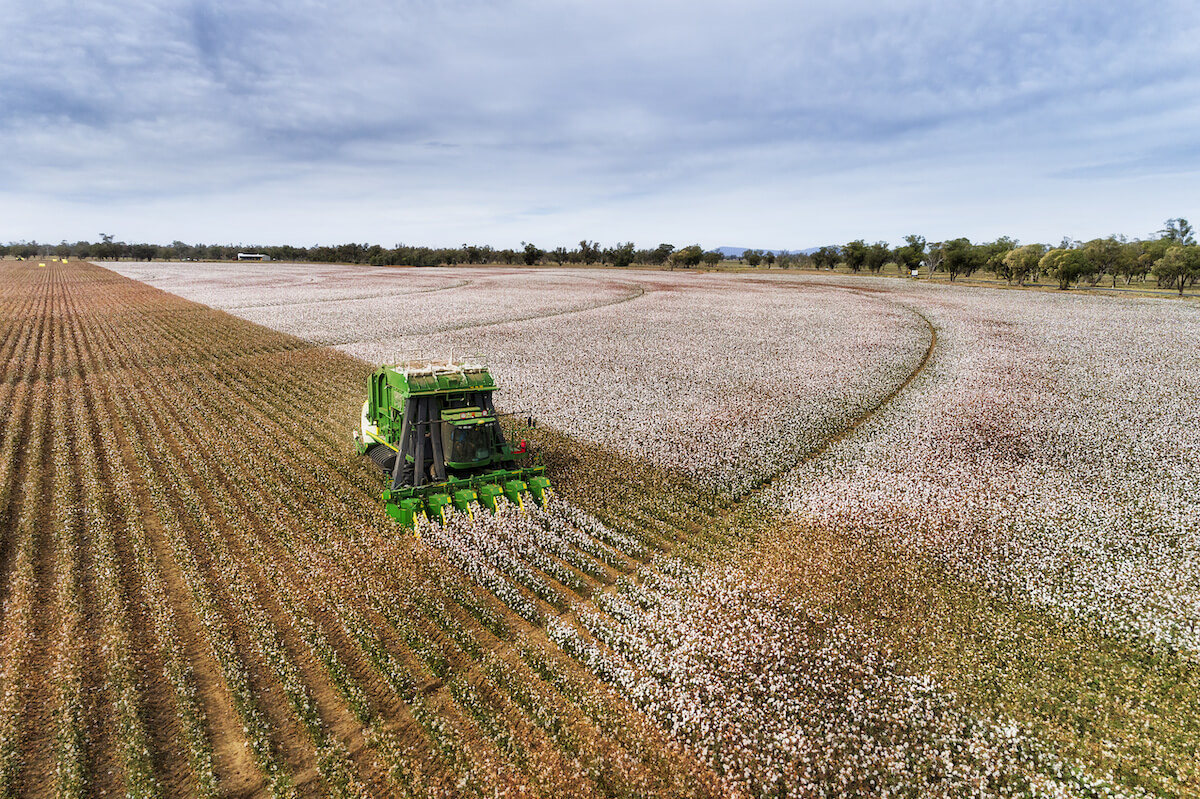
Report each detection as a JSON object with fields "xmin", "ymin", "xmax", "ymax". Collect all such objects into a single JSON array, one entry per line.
[
  {"xmin": 729, "ymin": 288, "xmax": 937, "ymax": 506},
  {"xmin": 263, "ymin": 276, "xmax": 650, "ymax": 348},
  {"xmin": 223, "ymin": 278, "xmax": 473, "ymax": 310},
  {"xmin": 431, "ymin": 277, "xmax": 647, "ymax": 336}
]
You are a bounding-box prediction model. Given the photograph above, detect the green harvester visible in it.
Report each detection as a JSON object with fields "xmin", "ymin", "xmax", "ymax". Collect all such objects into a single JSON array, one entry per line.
[{"xmin": 354, "ymin": 360, "xmax": 551, "ymax": 527}]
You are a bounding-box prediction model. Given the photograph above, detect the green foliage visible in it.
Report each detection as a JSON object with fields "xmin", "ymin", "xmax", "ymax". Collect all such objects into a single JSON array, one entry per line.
[
  {"xmin": 1040, "ymin": 247, "xmax": 1091, "ymax": 289},
  {"xmin": 6, "ymin": 216, "xmax": 1193, "ymax": 295},
  {"xmin": 842, "ymin": 240, "xmax": 867, "ymax": 272},
  {"xmin": 1000, "ymin": 244, "xmax": 1046, "ymax": 286},
  {"xmin": 978, "ymin": 236, "xmax": 1017, "ymax": 277},
  {"xmin": 606, "ymin": 241, "xmax": 636, "ymax": 268},
  {"xmin": 942, "ymin": 237, "xmax": 981, "ymax": 281},
  {"xmin": 672, "ymin": 245, "xmax": 704, "ymax": 268},
  {"xmin": 521, "ymin": 242, "xmax": 544, "ymax": 265},
  {"xmin": 1158, "ymin": 217, "xmax": 1195, "ymax": 245},
  {"xmin": 895, "ymin": 235, "xmax": 925, "ymax": 273},
  {"xmin": 1082, "ymin": 237, "xmax": 1135, "ymax": 288},
  {"xmin": 645, "ymin": 243, "xmax": 675, "ymax": 265},
  {"xmin": 864, "ymin": 241, "xmax": 890, "ymax": 274},
  {"xmin": 811, "ymin": 246, "xmax": 840, "ymax": 270},
  {"xmin": 578, "ymin": 240, "xmax": 600, "ymax": 264},
  {"xmin": 1152, "ymin": 245, "xmax": 1200, "ymax": 295}
]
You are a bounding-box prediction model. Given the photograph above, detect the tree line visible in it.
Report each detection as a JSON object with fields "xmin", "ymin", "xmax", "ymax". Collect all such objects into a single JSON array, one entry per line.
[
  {"xmin": 807, "ymin": 219, "xmax": 1198, "ymax": 295},
  {"xmin": 0, "ymin": 237, "xmax": 731, "ymax": 269},
  {"xmin": 4, "ymin": 218, "xmax": 1196, "ymax": 294}
]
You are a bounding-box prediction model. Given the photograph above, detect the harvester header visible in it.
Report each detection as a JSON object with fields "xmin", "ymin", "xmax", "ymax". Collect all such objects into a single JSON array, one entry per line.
[{"xmin": 355, "ymin": 359, "xmax": 550, "ymax": 527}]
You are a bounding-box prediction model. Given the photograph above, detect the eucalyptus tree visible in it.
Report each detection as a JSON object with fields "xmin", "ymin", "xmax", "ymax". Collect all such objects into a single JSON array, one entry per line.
[
  {"xmin": 864, "ymin": 241, "xmax": 890, "ymax": 274},
  {"xmin": 811, "ymin": 246, "xmax": 840, "ymax": 270},
  {"xmin": 1041, "ymin": 248, "xmax": 1091, "ymax": 289},
  {"xmin": 1159, "ymin": 218, "xmax": 1195, "ymax": 245},
  {"xmin": 1000, "ymin": 244, "xmax": 1047, "ymax": 286},
  {"xmin": 1082, "ymin": 237, "xmax": 1135, "ymax": 288},
  {"xmin": 842, "ymin": 240, "xmax": 867, "ymax": 273},
  {"xmin": 1152, "ymin": 245, "xmax": 1200, "ymax": 295},
  {"xmin": 895, "ymin": 235, "xmax": 926, "ymax": 275},
  {"xmin": 942, "ymin": 238, "xmax": 981, "ymax": 282}
]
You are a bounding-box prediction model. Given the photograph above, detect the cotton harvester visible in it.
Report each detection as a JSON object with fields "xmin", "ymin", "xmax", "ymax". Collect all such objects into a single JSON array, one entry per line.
[{"xmin": 354, "ymin": 360, "xmax": 552, "ymax": 527}]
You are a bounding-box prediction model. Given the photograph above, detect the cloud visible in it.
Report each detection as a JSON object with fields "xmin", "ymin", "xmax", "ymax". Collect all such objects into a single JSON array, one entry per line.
[{"xmin": 1, "ymin": 0, "xmax": 1198, "ymax": 246}]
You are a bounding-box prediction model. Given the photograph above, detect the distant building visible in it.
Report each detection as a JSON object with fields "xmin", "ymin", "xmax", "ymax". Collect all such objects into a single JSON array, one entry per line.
[{"xmin": 237, "ymin": 253, "xmax": 271, "ymax": 261}]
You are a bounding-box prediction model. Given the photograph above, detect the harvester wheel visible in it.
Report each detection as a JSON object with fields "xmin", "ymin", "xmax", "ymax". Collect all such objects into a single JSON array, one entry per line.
[{"xmin": 366, "ymin": 444, "xmax": 397, "ymax": 474}]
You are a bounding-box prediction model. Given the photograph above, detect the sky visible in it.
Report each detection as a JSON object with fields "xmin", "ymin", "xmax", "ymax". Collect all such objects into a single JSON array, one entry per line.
[{"xmin": 2, "ymin": 0, "xmax": 1198, "ymax": 251}]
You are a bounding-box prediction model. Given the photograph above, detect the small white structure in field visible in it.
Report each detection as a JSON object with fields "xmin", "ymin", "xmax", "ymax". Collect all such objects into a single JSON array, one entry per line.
[{"xmin": 237, "ymin": 253, "xmax": 271, "ymax": 261}]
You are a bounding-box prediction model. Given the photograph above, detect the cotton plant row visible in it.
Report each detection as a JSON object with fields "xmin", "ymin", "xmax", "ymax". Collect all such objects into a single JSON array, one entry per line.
[
  {"xmin": 119, "ymin": 328, "xmax": 490, "ymax": 796},
  {"xmin": 73, "ymin": 382, "xmax": 161, "ymax": 799},
  {"xmin": 91, "ymin": 296, "xmax": 320, "ymax": 796},
  {"xmin": 421, "ymin": 501, "xmax": 653, "ymax": 620},
  {"xmin": 50, "ymin": 383, "xmax": 87, "ymax": 799},
  {"xmin": 428, "ymin": 504, "xmax": 625, "ymax": 612},
  {"xmin": 165, "ymin": 335, "xmax": 710, "ymax": 795},
  {"xmin": 779, "ymin": 286, "xmax": 1200, "ymax": 654},
  {"xmin": 0, "ymin": 306, "xmax": 47, "ymax": 793},
  {"xmin": 105, "ymin": 374, "xmax": 299, "ymax": 797},
  {"xmin": 153, "ymin": 420, "xmax": 370, "ymax": 799},
  {"xmin": 0, "ymin": 383, "xmax": 47, "ymax": 795},
  {"xmin": 172, "ymin": 342, "xmax": 682, "ymax": 794},
  {"xmin": 107, "ymin": 332, "xmax": 408, "ymax": 795},
  {"xmin": 71, "ymin": 346, "xmax": 221, "ymax": 796},
  {"xmin": 155, "ymin": 354, "xmax": 496, "ymax": 794},
  {"xmin": 417, "ymin": 497, "xmax": 1137, "ymax": 798},
  {"xmin": 2, "ymin": 259, "xmax": 746, "ymax": 795}
]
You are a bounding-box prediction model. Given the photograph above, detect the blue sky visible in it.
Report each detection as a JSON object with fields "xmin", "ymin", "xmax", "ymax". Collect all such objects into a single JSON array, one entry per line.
[{"xmin": 2, "ymin": 0, "xmax": 1198, "ymax": 250}]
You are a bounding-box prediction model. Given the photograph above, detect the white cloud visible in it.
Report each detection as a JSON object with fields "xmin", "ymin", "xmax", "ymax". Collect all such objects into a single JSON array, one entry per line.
[{"xmin": 1, "ymin": 0, "xmax": 1198, "ymax": 247}]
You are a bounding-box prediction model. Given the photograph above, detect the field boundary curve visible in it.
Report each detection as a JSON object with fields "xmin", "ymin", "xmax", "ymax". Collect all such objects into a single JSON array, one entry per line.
[
  {"xmin": 304, "ymin": 276, "xmax": 649, "ymax": 347},
  {"xmin": 725, "ymin": 289, "xmax": 938, "ymax": 512},
  {"xmin": 534, "ymin": 289, "xmax": 939, "ymax": 616},
  {"xmin": 226, "ymin": 277, "xmax": 474, "ymax": 310}
]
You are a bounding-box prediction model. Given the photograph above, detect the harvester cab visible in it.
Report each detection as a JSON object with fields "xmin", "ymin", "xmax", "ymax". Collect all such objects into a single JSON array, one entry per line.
[{"xmin": 354, "ymin": 360, "xmax": 551, "ymax": 527}]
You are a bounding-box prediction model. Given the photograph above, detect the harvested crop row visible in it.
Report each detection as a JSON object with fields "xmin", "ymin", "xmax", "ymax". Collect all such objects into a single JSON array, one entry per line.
[{"xmin": 0, "ymin": 259, "xmax": 725, "ymax": 797}]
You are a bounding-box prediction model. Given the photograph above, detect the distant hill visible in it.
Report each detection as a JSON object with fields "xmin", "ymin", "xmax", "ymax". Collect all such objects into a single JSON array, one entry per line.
[{"xmin": 716, "ymin": 246, "xmax": 822, "ymax": 258}]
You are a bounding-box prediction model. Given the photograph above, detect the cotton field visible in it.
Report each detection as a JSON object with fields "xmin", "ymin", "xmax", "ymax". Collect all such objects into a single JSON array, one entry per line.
[
  {"xmin": 779, "ymin": 287, "xmax": 1200, "ymax": 654},
  {"xmin": 114, "ymin": 262, "xmax": 931, "ymax": 495},
  {"xmin": 98, "ymin": 259, "xmax": 1200, "ymax": 797}
]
